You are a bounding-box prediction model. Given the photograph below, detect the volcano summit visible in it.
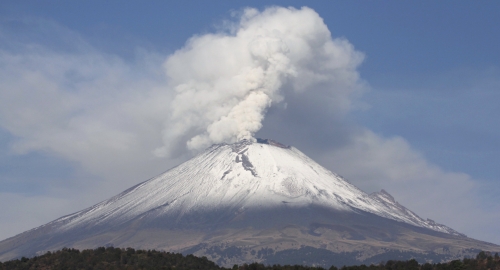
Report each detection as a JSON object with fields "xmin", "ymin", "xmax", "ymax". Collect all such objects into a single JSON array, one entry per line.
[{"xmin": 0, "ymin": 139, "xmax": 498, "ymax": 267}]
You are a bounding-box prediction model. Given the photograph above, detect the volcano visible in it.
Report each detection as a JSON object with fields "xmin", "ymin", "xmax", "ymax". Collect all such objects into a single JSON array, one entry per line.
[{"xmin": 0, "ymin": 139, "xmax": 498, "ymax": 267}]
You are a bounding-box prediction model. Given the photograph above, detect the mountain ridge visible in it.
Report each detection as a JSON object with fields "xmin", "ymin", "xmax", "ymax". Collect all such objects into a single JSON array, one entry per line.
[
  {"xmin": 0, "ymin": 139, "xmax": 498, "ymax": 266},
  {"xmin": 23, "ymin": 139, "xmax": 459, "ymax": 235}
]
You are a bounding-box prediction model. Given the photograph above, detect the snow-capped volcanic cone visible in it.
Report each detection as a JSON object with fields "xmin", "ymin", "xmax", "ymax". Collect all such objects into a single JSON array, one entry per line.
[{"xmin": 1, "ymin": 139, "xmax": 498, "ymax": 266}]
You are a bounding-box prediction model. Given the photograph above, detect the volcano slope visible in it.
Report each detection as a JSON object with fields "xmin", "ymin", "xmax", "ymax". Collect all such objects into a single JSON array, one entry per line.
[{"xmin": 0, "ymin": 139, "xmax": 498, "ymax": 267}]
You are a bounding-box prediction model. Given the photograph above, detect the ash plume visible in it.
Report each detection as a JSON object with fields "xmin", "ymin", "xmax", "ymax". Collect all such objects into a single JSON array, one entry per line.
[{"xmin": 154, "ymin": 6, "xmax": 364, "ymax": 157}]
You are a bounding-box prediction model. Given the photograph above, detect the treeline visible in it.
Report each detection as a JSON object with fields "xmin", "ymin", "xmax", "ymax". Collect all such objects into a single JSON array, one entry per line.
[
  {"xmin": 337, "ymin": 251, "xmax": 500, "ymax": 270},
  {"xmin": 0, "ymin": 247, "xmax": 221, "ymax": 270},
  {"xmin": 0, "ymin": 247, "xmax": 499, "ymax": 270}
]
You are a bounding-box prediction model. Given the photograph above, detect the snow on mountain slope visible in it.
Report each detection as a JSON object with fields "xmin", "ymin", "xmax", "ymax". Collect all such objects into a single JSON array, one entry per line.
[
  {"xmin": 369, "ymin": 190, "xmax": 465, "ymax": 236},
  {"xmin": 42, "ymin": 139, "xmax": 459, "ymax": 236}
]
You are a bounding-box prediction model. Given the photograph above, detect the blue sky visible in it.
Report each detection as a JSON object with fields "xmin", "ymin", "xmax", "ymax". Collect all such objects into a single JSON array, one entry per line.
[{"xmin": 0, "ymin": 1, "xmax": 499, "ymax": 245}]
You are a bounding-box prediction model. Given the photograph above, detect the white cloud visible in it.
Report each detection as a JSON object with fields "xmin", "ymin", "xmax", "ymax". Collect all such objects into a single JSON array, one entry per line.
[{"xmin": 0, "ymin": 20, "xmax": 181, "ymax": 187}]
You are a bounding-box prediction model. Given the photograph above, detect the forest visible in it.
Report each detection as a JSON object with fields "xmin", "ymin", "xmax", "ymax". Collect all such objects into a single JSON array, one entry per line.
[{"xmin": 0, "ymin": 247, "xmax": 498, "ymax": 270}]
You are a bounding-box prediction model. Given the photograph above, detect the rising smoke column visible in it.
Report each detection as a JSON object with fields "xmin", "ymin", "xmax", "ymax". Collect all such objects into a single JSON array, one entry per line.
[{"xmin": 154, "ymin": 6, "xmax": 364, "ymax": 157}]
